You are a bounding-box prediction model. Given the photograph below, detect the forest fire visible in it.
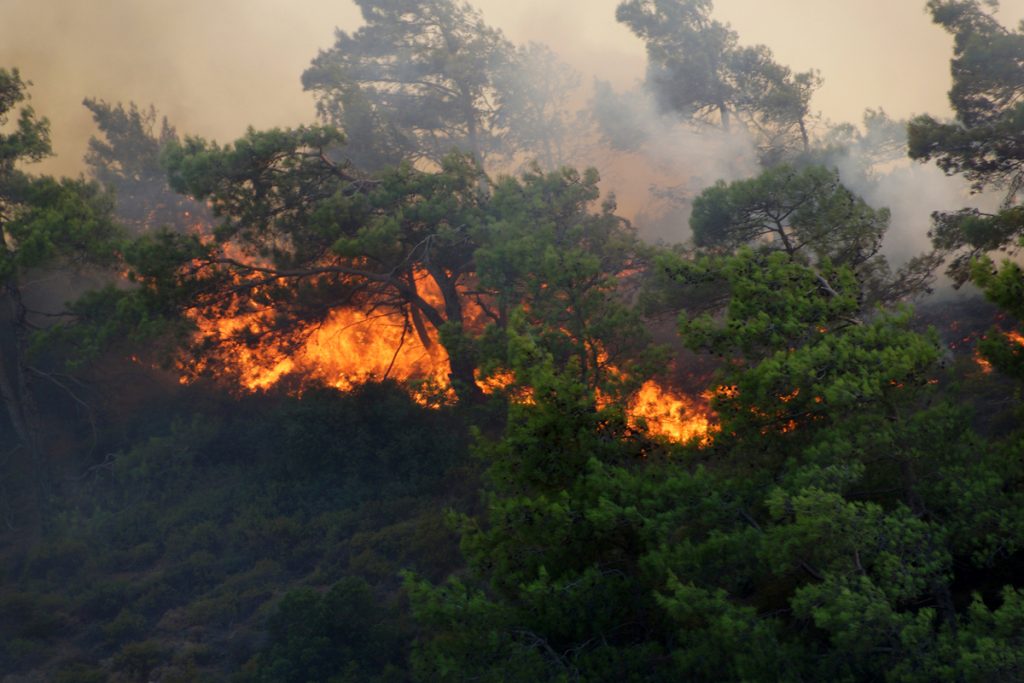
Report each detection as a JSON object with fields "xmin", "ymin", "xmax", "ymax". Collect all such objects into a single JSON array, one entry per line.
[
  {"xmin": 185, "ymin": 303, "xmax": 453, "ymax": 400},
  {"xmin": 973, "ymin": 329, "xmax": 1024, "ymax": 374},
  {"xmin": 183, "ymin": 295, "xmax": 714, "ymax": 442},
  {"xmin": 627, "ymin": 380, "xmax": 713, "ymax": 443},
  {"xmin": 167, "ymin": 214, "xmax": 719, "ymax": 441},
  {"xmin": 976, "ymin": 352, "xmax": 993, "ymax": 374}
]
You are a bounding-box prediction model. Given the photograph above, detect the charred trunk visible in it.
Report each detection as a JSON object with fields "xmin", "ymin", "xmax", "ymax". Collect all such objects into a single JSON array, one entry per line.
[
  {"xmin": 411, "ymin": 268, "xmax": 484, "ymax": 404},
  {"xmin": 447, "ymin": 346, "xmax": 484, "ymax": 404},
  {"xmin": 439, "ymin": 276, "xmax": 485, "ymax": 404},
  {"xmin": 409, "ymin": 302, "xmax": 434, "ymax": 350}
]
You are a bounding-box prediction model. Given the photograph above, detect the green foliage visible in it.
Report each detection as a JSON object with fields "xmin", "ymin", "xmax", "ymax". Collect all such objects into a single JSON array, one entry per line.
[
  {"xmin": 688, "ymin": 165, "xmax": 936, "ymax": 304},
  {"xmin": 82, "ymin": 99, "xmax": 207, "ymax": 237},
  {"xmin": 411, "ymin": 246, "xmax": 1024, "ymax": 681},
  {"xmin": 909, "ymin": 1, "xmax": 1024, "ymax": 285},
  {"xmin": 271, "ymin": 382, "xmax": 467, "ymax": 490},
  {"xmin": 0, "ymin": 67, "xmax": 123, "ymax": 521},
  {"xmin": 241, "ymin": 577, "xmax": 406, "ymax": 683},
  {"xmin": 476, "ymin": 166, "xmax": 664, "ymax": 398},
  {"xmin": 909, "ymin": 1, "xmax": 1024, "ymax": 190},
  {"xmin": 0, "ymin": 68, "xmax": 50, "ymax": 168},
  {"xmin": 908, "ymin": 0, "xmax": 1024, "ymax": 384},
  {"xmin": 962, "ymin": 257, "xmax": 1024, "ymax": 386},
  {"xmin": 408, "ymin": 332, "xmax": 682, "ymax": 681},
  {"xmin": 128, "ymin": 121, "xmax": 654, "ymax": 405},
  {"xmin": 818, "ymin": 107, "xmax": 910, "ymax": 176},
  {"xmin": 112, "ymin": 640, "xmax": 168, "ymax": 682},
  {"xmin": 616, "ymin": 0, "xmax": 820, "ymax": 162},
  {"xmin": 671, "ymin": 252, "xmax": 1024, "ymax": 680},
  {"xmin": 53, "ymin": 662, "xmax": 108, "ymax": 683},
  {"xmin": 2, "ymin": 380, "xmax": 472, "ymax": 680},
  {"xmin": 492, "ymin": 42, "xmax": 583, "ymax": 169},
  {"xmin": 153, "ymin": 129, "xmax": 490, "ymax": 399},
  {"xmin": 8, "ymin": 6, "xmax": 1024, "ymax": 680},
  {"xmin": 302, "ymin": 0, "xmax": 516, "ymax": 169},
  {"xmin": 692, "ymin": 165, "xmax": 887, "ymax": 264},
  {"xmin": 0, "ymin": 68, "xmax": 120, "ymax": 283},
  {"xmin": 302, "ymin": 0, "xmax": 581, "ymax": 172}
]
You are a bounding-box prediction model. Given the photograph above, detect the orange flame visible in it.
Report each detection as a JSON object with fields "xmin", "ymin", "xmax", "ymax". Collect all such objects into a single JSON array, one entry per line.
[
  {"xmin": 975, "ymin": 357, "xmax": 994, "ymax": 375},
  {"xmin": 627, "ymin": 380, "xmax": 714, "ymax": 443},
  {"xmin": 186, "ymin": 303, "xmax": 454, "ymax": 403},
  {"xmin": 180, "ymin": 258, "xmax": 456, "ymax": 403},
  {"xmin": 175, "ymin": 244, "xmax": 716, "ymax": 440},
  {"xmin": 974, "ymin": 329, "xmax": 1024, "ymax": 374},
  {"xmin": 186, "ymin": 305, "xmax": 717, "ymax": 442}
]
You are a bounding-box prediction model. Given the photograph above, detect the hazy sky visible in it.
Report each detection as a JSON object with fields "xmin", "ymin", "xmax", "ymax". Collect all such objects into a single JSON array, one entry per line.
[{"xmin": 4, "ymin": 0, "xmax": 1024, "ymax": 175}]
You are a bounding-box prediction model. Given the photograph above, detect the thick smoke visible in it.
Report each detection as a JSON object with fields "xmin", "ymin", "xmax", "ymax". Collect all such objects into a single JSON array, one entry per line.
[
  {"xmin": 823, "ymin": 114, "xmax": 1006, "ymax": 295},
  {"xmin": 585, "ymin": 83, "xmax": 760, "ymax": 242},
  {"xmin": 0, "ymin": 1, "xmax": 984, "ymax": 172},
  {"xmin": 0, "ymin": 0, "xmax": 360, "ymax": 176},
  {"xmin": 4, "ymin": 0, "xmax": 1022, "ymax": 259},
  {"xmin": 841, "ymin": 161, "xmax": 977, "ymax": 264}
]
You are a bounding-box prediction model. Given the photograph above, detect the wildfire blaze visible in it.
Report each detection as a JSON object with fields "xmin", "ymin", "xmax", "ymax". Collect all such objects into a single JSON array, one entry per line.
[
  {"xmin": 627, "ymin": 380, "xmax": 714, "ymax": 443},
  {"xmin": 187, "ymin": 305, "xmax": 452, "ymax": 398},
  {"xmin": 174, "ymin": 236, "xmax": 715, "ymax": 441},
  {"xmin": 973, "ymin": 329, "xmax": 1024, "ymax": 374},
  {"xmin": 975, "ymin": 352, "xmax": 993, "ymax": 374},
  {"xmin": 182, "ymin": 301, "xmax": 715, "ymax": 443}
]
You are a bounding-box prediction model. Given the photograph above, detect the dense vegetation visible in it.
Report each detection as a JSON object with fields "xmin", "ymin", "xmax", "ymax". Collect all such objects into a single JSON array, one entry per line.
[{"xmin": 3, "ymin": 1, "xmax": 1024, "ymax": 681}]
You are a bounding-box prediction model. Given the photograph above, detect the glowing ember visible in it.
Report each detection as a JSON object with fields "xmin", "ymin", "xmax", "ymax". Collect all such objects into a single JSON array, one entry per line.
[{"xmin": 976, "ymin": 353, "xmax": 995, "ymax": 374}]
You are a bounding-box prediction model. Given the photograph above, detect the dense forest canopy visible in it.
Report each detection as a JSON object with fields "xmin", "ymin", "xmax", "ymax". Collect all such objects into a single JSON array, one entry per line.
[{"xmin": 2, "ymin": 1, "xmax": 1024, "ymax": 681}]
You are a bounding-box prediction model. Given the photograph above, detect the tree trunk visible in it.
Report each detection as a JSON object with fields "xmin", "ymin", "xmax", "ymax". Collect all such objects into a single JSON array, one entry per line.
[
  {"xmin": 447, "ymin": 347, "xmax": 484, "ymax": 404},
  {"xmin": 409, "ymin": 299, "xmax": 434, "ymax": 350},
  {"xmin": 0, "ymin": 344, "xmax": 31, "ymax": 449},
  {"xmin": 719, "ymin": 103, "xmax": 731, "ymax": 132},
  {"xmin": 410, "ymin": 268, "xmax": 485, "ymax": 404},
  {"xmin": 438, "ymin": 274, "xmax": 485, "ymax": 404},
  {"xmin": 460, "ymin": 85, "xmax": 490, "ymax": 194},
  {"xmin": 0, "ymin": 288, "xmax": 45, "ymax": 547}
]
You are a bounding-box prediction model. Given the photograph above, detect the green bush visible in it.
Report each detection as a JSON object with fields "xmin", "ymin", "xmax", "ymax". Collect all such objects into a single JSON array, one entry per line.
[
  {"xmin": 24, "ymin": 538, "xmax": 91, "ymax": 582},
  {"xmin": 53, "ymin": 661, "xmax": 107, "ymax": 683},
  {"xmin": 241, "ymin": 577, "xmax": 408, "ymax": 683},
  {"xmin": 112, "ymin": 640, "xmax": 168, "ymax": 681},
  {"xmin": 0, "ymin": 591, "xmax": 69, "ymax": 641},
  {"xmin": 102, "ymin": 609, "xmax": 147, "ymax": 645}
]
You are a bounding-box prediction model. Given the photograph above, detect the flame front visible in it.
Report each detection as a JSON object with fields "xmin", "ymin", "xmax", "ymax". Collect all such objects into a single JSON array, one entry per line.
[
  {"xmin": 974, "ymin": 329, "xmax": 1024, "ymax": 374},
  {"xmin": 177, "ymin": 252, "xmax": 714, "ymax": 441},
  {"xmin": 628, "ymin": 380, "xmax": 714, "ymax": 443},
  {"xmin": 187, "ymin": 304, "xmax": 453, "ymax": 401},
  {"xmin": 184, "ymin": 304, "xmax": 715, "ymax": 442}
]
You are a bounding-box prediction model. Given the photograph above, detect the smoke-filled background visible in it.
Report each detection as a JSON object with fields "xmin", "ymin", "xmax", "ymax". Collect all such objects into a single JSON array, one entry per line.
[
  {"xmin": 4, "ymin": 0, "xmax": 1023, "ymax": 258},
  {"xmin": 7, "ymin": 0, "xmax": 1023, "ymax": 170}
]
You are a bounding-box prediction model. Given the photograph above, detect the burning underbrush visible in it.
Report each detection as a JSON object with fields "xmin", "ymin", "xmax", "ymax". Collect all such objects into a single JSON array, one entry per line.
[
  {"xmin": 184, "ymin": 304, "xmax": 453, "ymax": 399},
  {"xmin": 177, "ymin": 291, "xmax": 716, "ymax": 444}
]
